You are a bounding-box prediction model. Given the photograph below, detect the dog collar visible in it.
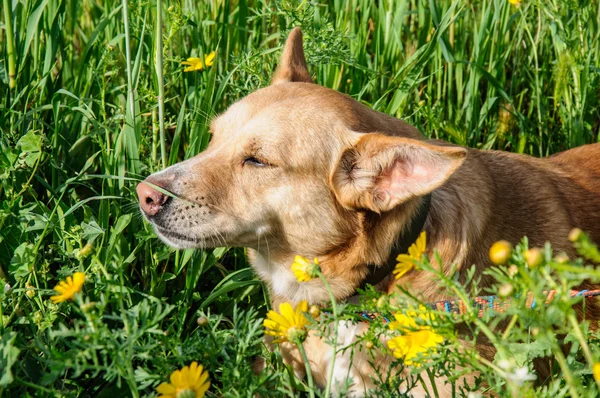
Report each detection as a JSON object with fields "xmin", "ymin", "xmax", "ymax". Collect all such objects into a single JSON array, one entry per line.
[
  {"xmin": 349, "ymin": 289, "xmax": 600, "ymax": 323},
  {"xmin": 360, "ymin": 193, "xmax": 432, "ymax": 289}
]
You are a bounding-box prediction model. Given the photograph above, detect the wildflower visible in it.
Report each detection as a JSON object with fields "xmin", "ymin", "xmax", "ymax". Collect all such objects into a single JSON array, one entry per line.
[
  {"xmin": 291, "ymin": 255, "xmax": 321, "ymax": 282},
  {"xmin": 508, "ymin": 0, "xmax": 520, "ymax": 5},
  {"xmin": 182, "ymin": 51, "xmax": 215, "ymax": 72},
  {"xmin": 387, "ymin": 307, "xmax": 443, "ymax": 366},
  {"xmin": 393, "ymin": 231, "xmax": 426, "ymax": 280},
  {"xmin": 489, "ymin": 240, "xmax": 512, "ymax": 265},
  {"xmin": 264, "ymin": 301, "xmax": 310, "ymax": 344},
  {"xmin": 50, "ymin": 272, "xmax": 85, "ymax": 303},
  {"xmin": 505, "ymin": 366, "xmax": 536, "ymax": 386},
  {"xmin": 157, "ymin": 362, "xmax": 210, "ymax": 398},
  {"xmin": 593, "ymin": 362, "xmax": 600, "ymax": 381},
  {"xmin": 387, "ymin": 329, "xmax": 443, "ymax": 366},
  {"xmin": 524, "ymin": 248, "xmax": 543, "ymax": 268}
]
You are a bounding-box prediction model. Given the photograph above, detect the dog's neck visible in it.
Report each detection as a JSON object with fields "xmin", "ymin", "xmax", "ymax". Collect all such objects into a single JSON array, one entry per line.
[
  {"xmin": 248, "ymin": 195, "xmax": 437, "ymax": 306},
  {"xmin": 359, "ymin": 194, "xmax": 431, "ymax": 289}
]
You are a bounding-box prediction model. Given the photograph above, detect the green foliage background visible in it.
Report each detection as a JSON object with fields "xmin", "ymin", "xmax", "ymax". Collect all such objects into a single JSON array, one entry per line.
[{"xmin": 1, "ymin": 0, "xmax": 600, "ymax": 396}]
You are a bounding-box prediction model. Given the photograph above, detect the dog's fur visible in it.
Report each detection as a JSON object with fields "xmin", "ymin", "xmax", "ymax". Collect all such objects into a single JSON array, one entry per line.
[{"xmin": 137, "ymin": 28, "xmax": 600, "ymax": 396}]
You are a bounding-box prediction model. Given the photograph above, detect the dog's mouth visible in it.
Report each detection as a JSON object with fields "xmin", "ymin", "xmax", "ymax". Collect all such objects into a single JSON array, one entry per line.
[
  {"xmin": 152, "ymin": 226, "xmax": 201, "ymax": 248},
  {"xmin": 153, "ymin": 225, "xmax": 227, "ymax": 250}
]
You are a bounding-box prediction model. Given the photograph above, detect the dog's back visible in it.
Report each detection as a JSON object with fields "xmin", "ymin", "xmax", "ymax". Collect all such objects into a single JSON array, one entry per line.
[{"xmin": 548, "ymin": 144, "xmax": 600, "ymax": 244}]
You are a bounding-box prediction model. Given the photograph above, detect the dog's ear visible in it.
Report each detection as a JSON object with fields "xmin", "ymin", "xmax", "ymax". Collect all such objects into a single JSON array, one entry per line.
[
  {"xmin": 272, "ymin": 27, "xmax": 312, "ymax": 84},
  {"xmin": 330, "ymin": 134, "xmax": 467, "ymax": 212}
]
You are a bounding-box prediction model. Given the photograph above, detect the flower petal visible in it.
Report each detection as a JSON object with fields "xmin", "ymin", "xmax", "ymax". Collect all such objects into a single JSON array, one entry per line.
[
  {"xmin": 204, "ymin": 51, "xmax": 215, "ymax": 66},
  {"xmin": 157, "ymin": 382, "xmax": 176, "ymax": 395}
]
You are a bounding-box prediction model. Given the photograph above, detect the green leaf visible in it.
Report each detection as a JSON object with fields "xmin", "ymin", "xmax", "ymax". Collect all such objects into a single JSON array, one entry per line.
[
  {"xmin": 15, "ymin": 131, "xmax": 43, "ymax": 167},
  {"xmin": 0, "ymin": 332, "xmax": 20, "ymax": 386},
  {"xmin": 9, "ymin": 242, "xmax": 36, "ymax": 280}
]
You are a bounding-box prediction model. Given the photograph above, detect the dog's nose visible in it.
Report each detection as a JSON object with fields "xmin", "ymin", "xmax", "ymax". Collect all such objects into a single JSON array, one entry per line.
[{"xmin": 136, "ymin": 181, "xmax": 169, "ymax": 216}]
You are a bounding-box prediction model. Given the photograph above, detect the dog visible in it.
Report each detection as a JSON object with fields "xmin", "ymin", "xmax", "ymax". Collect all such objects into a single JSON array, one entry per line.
[{"xmin": 136, "ymin": 28, "xmax": 600, "ymax": 396}]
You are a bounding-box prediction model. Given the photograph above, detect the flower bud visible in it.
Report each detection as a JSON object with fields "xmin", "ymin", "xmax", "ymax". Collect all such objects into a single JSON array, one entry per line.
[
  {"xmin": 499, "ymin": 283, "xmax": 513, "ymax": 297},
  {"xmin": 196, "ymin": 316, "xmax": 209, "ymax": 327},
  {"xmin": 525, "ymin": 248, "xmax": 543, "ymax": 268},
  {"xmin": 26, "ymin": 283, "xmax": 35, "ymax": 298},
  {"xmin": 489, "ymin": 241, "xmax": 512, "ymax": 265},
  {"xmin": 309, "ymin": 305, "xmax": 320, "ymax": 319},
  {"xmin": 78, "ymin": 242, "xmax": 93, "ymax": 259},
  {"xmin": 80, "ymin": 302, "xmax": 95, "ymax": 312},
  {"xmin": 568, "ymin": 228, "xmax": 582, "ymax": 242},
  {"xmin": 554, "ymin": 253, "xmax": 569, "ymax": 264}
]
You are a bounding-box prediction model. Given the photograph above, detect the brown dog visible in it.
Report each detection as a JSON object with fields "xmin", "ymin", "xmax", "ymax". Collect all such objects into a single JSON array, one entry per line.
[{"xmin": 136, "ymin": 28, "xmax": 600, "ymax": 395}]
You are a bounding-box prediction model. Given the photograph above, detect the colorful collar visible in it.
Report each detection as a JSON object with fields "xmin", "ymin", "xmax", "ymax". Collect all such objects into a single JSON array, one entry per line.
[{"xmin": 356, "ymin": 289, "xmax": 600, "ymax": 323}]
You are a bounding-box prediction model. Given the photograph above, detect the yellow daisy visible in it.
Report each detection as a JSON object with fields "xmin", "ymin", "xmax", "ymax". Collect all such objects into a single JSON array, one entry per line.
[
  {"xmin": 264, "ymin": 301, "xmax": 310, "ymax": 344},
  {"xmin": 387, "ymin": 308, "xmax": 443, "ymax": 366},
  {"xmin": 157, "ymin": 362, "xmax": 210, "ymax": 398},
  {"xmin": 593, "ymin": 363, "xmax": 600, "ymax": 382},
  {"xmin": 387, "ymin": 329, "xmax": 443, "ymax": 366},
  {"xmin": 50, "ymin": 272, "xmax": 86, "ymax": 303},
  {"xmin": 393, "ymin": 231, "xmax": 426, "ymax": 280},
  {"xmin": 291, "ymin": 255, "xmax": 321, "ymax": 282},
  {"xmin": 182, "ymin": 51, "xmax": 215, "ymax": 72}
]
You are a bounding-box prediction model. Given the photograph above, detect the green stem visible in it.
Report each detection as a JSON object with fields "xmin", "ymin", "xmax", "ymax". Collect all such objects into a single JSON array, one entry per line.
[
  {"xmin": 152, "ymin": 107, "xmax": 158, "ymax": 166},
  {"xmin": 318, "ymin": 272, "xmax": 339, "ymax": 398},
  {"xmin": 501, "ymin": 314, "xmax": 518, "ymax": 340},
  {"xmin": 122, "ymin": 0, "xmax": 135, "ymax": 119},
  {"xmin": 552, "ymin": 342, "xmax": 580, "ymax": 398},
  {"xmin": 155, "ymin": 0, "xmax": 167, "ymax": 169},
  {"xmin": 296, "ymin": 341, "xmax": 316, "ymax": 398},
  {"xmin": 425, "ymin": 368, "xmax": 439, "ymax": 398},
  {"xmin": 567, "ymin": 313, "xmax": 600, "ymax": 390},
  {"xmin": 3, "ymin": 0, "xmax": 16, "ymax": 89}
]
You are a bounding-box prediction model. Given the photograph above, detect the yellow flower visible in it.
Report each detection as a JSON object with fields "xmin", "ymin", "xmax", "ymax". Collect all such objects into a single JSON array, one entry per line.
[
  {"xmin": 291, "ymin": 255, "xmax": 321, "ymax": 282},
  {"xmin": 157, "ymin": 362, "xmax": 210, "ymax": 398},
  {"xmin": 50, "ymin": 272, "xmax": 85, "ymax": 303},
  {"xmin": 508, "ymin": 0, "xmax": 520, "ymax": 5},
  {"xmin": 593, "ymin": 362, "xmax": 600, "ymax": 381},
  {"xmin": 387, "ymin": 308, "xmax": 443, "ymax": 366},
  {"xmin": 264, "ymin": 301, "xmax": 310, "ymax": 343},
  {"xmin": 489, "ymin": 240, "xmax": 512, "ymax": 265},
  {"xmin": 393, "ymin": 231, "xmax": 426, "ymax": 280},
  {"xmin": 182, "ymin": 51, "xmax": 215, "ymax": 72}
]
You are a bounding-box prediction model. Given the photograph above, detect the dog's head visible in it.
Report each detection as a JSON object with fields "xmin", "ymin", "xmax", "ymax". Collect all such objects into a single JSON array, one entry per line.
[{"xmin": 137, "ymin": 28, "xmax": 465, "ymax": 268}]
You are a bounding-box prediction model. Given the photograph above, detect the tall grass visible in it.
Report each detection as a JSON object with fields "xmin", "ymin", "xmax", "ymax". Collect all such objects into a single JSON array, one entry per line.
[{"xmin": 1, "ymin": 0, "xmax": 600, "ymax": 396}]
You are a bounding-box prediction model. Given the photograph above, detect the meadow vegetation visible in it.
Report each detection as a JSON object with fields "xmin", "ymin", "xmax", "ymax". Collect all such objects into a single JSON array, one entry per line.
[{"xmin": 1, "ymin": 0, "xmax": 600, "ymax": 396}]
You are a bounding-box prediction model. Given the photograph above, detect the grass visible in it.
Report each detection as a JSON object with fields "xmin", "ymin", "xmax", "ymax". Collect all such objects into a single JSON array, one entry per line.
[{"xmin": 1, "ymin": 0, "xmax": 600, "ymax": 396}]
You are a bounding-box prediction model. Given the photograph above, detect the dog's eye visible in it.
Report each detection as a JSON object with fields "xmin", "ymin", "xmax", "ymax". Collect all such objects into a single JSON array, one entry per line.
[{"xmin": 243, "ymin": 156, "xmax": 267, "ymax": 167}]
